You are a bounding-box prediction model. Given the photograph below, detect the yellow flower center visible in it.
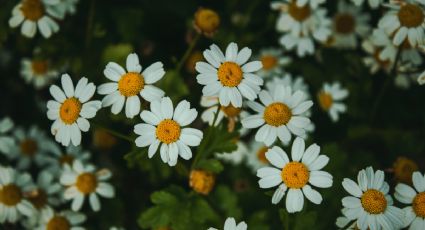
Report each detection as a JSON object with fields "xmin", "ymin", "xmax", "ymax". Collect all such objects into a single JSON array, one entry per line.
[
  {"xmin": 0, "ymin": 184, "xmax": 22, "ymax": 206},
  {"xmin": 155, "ymin": 119, "xmax": 181, "ymax": 144},
  {"xmin": 221, "ymin": 104, "xmax": 242, "ymax": 117},
  {"xmin": 334, "ymin": 13, "xmax": 356, "ymax": 34},
  {"xmin": 398, "ymin": 4, "xmax": 424, "ymax": 28},
  {"xmin": 118, "ymin": 72, "xmax": 145, "ymax": 97},
  {"xmin": 288, "ymin": 1, "xmax": 311, "ymax": 22},
  {"xmin": 47, "ymin": 216, "xmax": 71, "ymax": 230},
  {"xmin": 256, "ymin": 146, "xmax": 269, "ymax": 164},
  {"xmin": 317, "ymin": 91, "xmax": 333, "ymax": 111},
  {"xmin": 281, "ymin": 162, "xmax": 310, "ymax": 189},
  {"xmin": 263, "ymin": 102, "xmax": 292, "ymax": 127},
  {"xmin": 59, "ymin": 154, "xmax": 74, "ymax": 166},
  {"xmin": 75, "ymin": 173, "xmax": 97, "ymax": 194},
  {"xmin": 361, "ymin": 189, "xmax": 387, "ymax": 214},
  {"xmin": 260, "ymin": 55, "xmax": 278, "ymax": 70},
  {"xmin": 194, "ymin": 8, "xmax": 220, "ymax": 35},
  {"xmin": 217, "ymin": 62, "xmax": 243, "ymax": 87},
  {"xmin": 20, "ymin": 0, "xmax": 44, "ymax": 21},
  {"xmin": 28, "ymin": 189, "xmax": 47, "ymax": 209},
  {"xmin": 59, "ymin": 97, "xmax": 82, "ymax": 125},
  {"xmin": 189, "ymin": 170, "xmax": 216, "ymax": 195},
  {"xmin": 413, "ymin": 192, "xmax": 425, "ymax": 218},
  {"xmin": 393, "ymin": 157, "xmax": 418, "ymax": 184},
  {"xmin": 31, "ymin": 60, "xmax": 48, "ymax": 75},
  {"xmin": 20, "ymin": 138, "xmax": 38, "ymax": 156}
]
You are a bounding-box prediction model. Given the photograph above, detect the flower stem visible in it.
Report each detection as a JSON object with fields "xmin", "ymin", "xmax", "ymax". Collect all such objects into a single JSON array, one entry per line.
[{"xmin": 176, "ymin": 33, "xmax": 201, "ymax": 72}]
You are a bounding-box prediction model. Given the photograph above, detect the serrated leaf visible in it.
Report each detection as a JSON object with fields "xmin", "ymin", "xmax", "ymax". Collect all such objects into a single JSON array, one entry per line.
[{"xmin": 196, "ymin": 159, "xmax": 224, "ymax": 173}]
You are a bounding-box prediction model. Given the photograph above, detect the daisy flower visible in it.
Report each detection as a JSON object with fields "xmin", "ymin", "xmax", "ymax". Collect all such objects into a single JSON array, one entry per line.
[
  {"xmin": 361, "ymin": 39, "xmax": 393, "ymax": 74},
  {"xmin": 193, "ymin": 8, "xmax": 220, "ymax": 37},
  {"xmin": 246, "ymin": 141, "xmax": 270, "ymax": 173},
  {"xmin": 257, "ymin": 137, "xmax": 333, "ymax": 212},
  {"xmin": 0, "ymin": 166, "xmax": 35, "ymax": 223},
  {"xmin": 351, "ymin": 0, "xmax": 382, "ymax": 9},
  {"xmin": 341, "ymin": 167, "xmax": 403, "ymax": 230},
  {"xmin": 6, "ymin": 126, "xmax": 53, "ymax": 169},
  {"xmin": 8, "ymin": 0, "xmax": 62, "ymax": 38},
  {"xmin": 0, "ymin": 117, "xmax": 15, "ymax": 154},
  {"xmin": 208, "ymin": 217, "xmax": 247, "ymax": 230},
  {"xmin": 195, "ymin": 42, "xmax": 263, "ymax": 108},
  {"xmin": 36, "ymin": 208, "xmax": 86, "ymax": 230},
  {"xmin": 47, "ymin": 74, "xmax": 101, "ymax": 146},
  {"xmin": 98, "ymin": 53, "xmax": 165, "ymax": 118},
  {"xmin": 271, "ymin": 0, "xmax": 331, "ymax": 57},
  {"xmin": 134, "ymin": 97, "xmax": 203, "ymax": 166},
  {"xmin": 256, "ymin": 48, "xmax": 291, "ymax": 78},
  {"xmin": 20, "ymin": 58, "xmax": 58, "ymax": 89},
  {"xmin": 60, "ymin": 160, "xmax": 115, "ymax": 212},
  {"xmin": 395, "ymin": 171, "xmax": 425, "ymax": 229},
  {"xmin": 330, "ymin": 0, "xmax": 370, "ymax": 49},
  {"xmin": 378, "ymin": 0, "xmax": 425, "ymax": 47},
  {"xmin": 241, "ymin": 85, "xmax": 313, "ymax": 146},
  {"xmin": 317, "ymin": 82, "xmax": 348, "ymax": 122},
  {"xmin": 265, "ymin": 73, "xmax": 310, "ymax": 99},
  {"xmin": 44, "ymin": 143, "xmax": 91, "ymax": 174}
]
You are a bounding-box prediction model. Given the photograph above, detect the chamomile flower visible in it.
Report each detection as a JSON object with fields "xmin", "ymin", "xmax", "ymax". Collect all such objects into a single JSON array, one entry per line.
[
  {"xmin": 257, "ymin": 137, "xmax": 332, "ymax": 212},
  {"xmin": 134, "ymin": 97, "xmax": 203, "ymax": 166},
  {"xmin": 20, "ymin": 58, "xmax": 58, "ymax": 89},
  {"xmin": 317, "ymin": 82, "xmax": 348, "ymax": 122},
  {"xmin": 6, "ymin": 126, "xmax": 53, "ymax": 169},
  {"xmin": 47, "ymin": 74, "xmax": 101, "ymax": 146},
  {"xmin": 98, "ymin": 53, "xmax": 165, "ymax": 118},
  {"xmin": 395, "ymin": 171, "xmax": 425, "ymax": 229},
  {"xmin": 242, "ymin": 85, "xmax": 313, "ymax": 146},
  {"xmin": 341, "ymin": 167, "xmax": 404, "ymax": 230},
  {"xmin": 60, "ymin": 160, "xmax": 115, "ymax": 212},
  {"xmin": 0, "ymin": 117, "xmax": 15, "ymax": 154},
  {"xmin": 208, "ymin": 217, "xmax": 247, "ymax": 230},
  {"xmin": 9, "ymin": 0, "xmax": 61, "ymax": 38},
  {"xmin": 362, "ymin": 38, "xmax": 393, "ymax": 74},
  {"xmin": 271, "ymin": 0, "xmax": 331, "ymax": 57},
  {"xmin": 330, "ymin": 0, "xmax": 370, "ymax": 49},
  {"xmin": 193, "ymin": 8, "xmax": 220, "ymax": 37},
  {"xmin": 195, "ymin": 42, "xmax": 263, "ymax": 108},
  {"xmin": 256, "ymin": 48, "xmax": 291, "ymax": 78},
  {"xmin": 351, "ymin": 0, "xmax": 382, "ymax": 9},
  {"xmin": 379, "ymin": 0, "xmax": 425, "ymax": 47},
  {"xmin": 36, "ymin": 208, "xmax": 86, "ymax": 230},
  {"xmin": 0, "ymin": 166, "xmax": 35, "ymax": 223},
  {"xmin": 44, "ymin": 143, "xmax": 91, "ymax": 174},
  {"xmin": 265, "ymin": 73, "xmax": 310, "ymax": 99},
  {"xmin": 246, "ymin": 141, "xmax": 270, "ymax": 173}
]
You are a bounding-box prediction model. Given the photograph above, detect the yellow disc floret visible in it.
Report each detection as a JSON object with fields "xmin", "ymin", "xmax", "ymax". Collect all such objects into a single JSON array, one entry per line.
[
  {"xmin": 28, "ymin": 189, "xmax": 47, "ymax": 209},
  {"xmin": 217, "ymin": 62, "xmax": 243, "ymax": 87},
  {"xmin": 256, "ymin": 146, "xmax": 269, "ymax": 164},
  {"xmin": 281, "ymin": 162, "xmax": 309, "ymax": 189},
  {"xmin": 0, "ymin": 184, "xmax": 22, "ymax": 206},
  {"xmin": 221, "ymin": 104, "xmax": 242, "ymax": 117},
  {"xmin": 20, "ymin": 138, "xmax": 38, "ymax": 156},
  {"xmin": 59, "ymin": 97, "xmax": 82, "ymax": 125},
  {"xmin": 118, "ymin": 72, "xmax": 145, "ymax": 97},
  {"xmin": 413, "ymin": 192, "xmax": 425, "ymax": 218},
  {"xmin": 361, "ymin": 189, "xmax": 387, "ymax": 214},
  {"xmin": 31, "ymin": 60, "xmax": 48, "ymax": 75},
  {"xmin": 194, "ymin": 8, "xmax": 220, "ymax": 36},
  {"xmin": 317, "ymin": 91, "xmax": 333, "ymax": 111},
  {"xmin": 334, "ymin": 13, "xmax": 356, "ymax": 34},
  {"xmin": 398, "ymin": 4, "xmax": 424, "ymax": 28},
  {"xmin": 261, "ymin": 55, "xmax": 278, "ymax": 70},
  {"xmin": 47, "ymin": 216, "xmax": 71, "ymax": 230},
  {"xmin": 189, "ymin": 170, "xmax": 216, "ymax": 195},
  {"xmin": 156, "ymin": 119, "xmax": 181, "ymax": 144},
  {"xmin": 76, "ymin": 173, "xmax": 97, "ymax": 194},
  {"xmin": 288, "ymin": 1, "xmax": 311, "ymax": 22},
  {"xmin": 263, "ymin": 102, "xmax": 292, "ymax": 126},
  {"xmin": 393, "ymin": 157, "xmax": 418, "ymax": 184},
  {"xmin": 21, "ymin": 0, "xmax": 44, "ymax": 21}
]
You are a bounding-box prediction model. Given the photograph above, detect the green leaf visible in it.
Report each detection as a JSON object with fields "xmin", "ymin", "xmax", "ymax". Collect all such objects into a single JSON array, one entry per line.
[
  {"xmin": 196, "ymin": 159, "xmax": 224, "ymax": 173},
  {"xmin": 210, "ymin": 185, "xmax": 242, "ymax": 219}
]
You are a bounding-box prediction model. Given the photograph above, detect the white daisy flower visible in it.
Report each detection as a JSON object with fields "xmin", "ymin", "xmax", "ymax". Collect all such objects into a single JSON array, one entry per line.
[
  {"xmin": 351, "ymin": 0, "xmax": 382, "ymax": 9},
  {"xmin": 44, "ymin": 143, "xmax": 91, "ymax": 174},
  {"xmin": 245, "ymin": 141, "xmax": 270, "ymax": 173},
  {"xmin": 8, "ymin": 0, "xmax": 62, "ymax": 38},
  {"xmin": 361, "ymin": 38, "xmax": 393, "ymax": 74},
  {"xmin": 216, "ymin": 141, "xmax": 248, "ymax": 166},
  {"xmin": 330, "ymin": 0, "xmax": 370, "ymax": 49},
  {"xmin": 0, "ymin": 166, "xmax": 35, "ymax": 223},
  {"xmin": 241, "ymin": 85, "xmax": 313, "ymax": 146},
  {"xmin": 6, "ymin": 126, "xmax": 53, "ymax": 169},
  {"xmin": 265, "ymin": 73, "xmax": 310, "ymax": 99},
  {"xmin": 60, "ymin": 160, "xmax": 115, "ymax": 212},
  {"xmin": 195, "ymin": 42, "xmax": 263, "ymax": 108},
  {"xmin": 36, "ymin": 208, "xmax": 86, "ymax": 230},
  {"xmin": 256, "ymin": 48, "xmax": 291, "ymax": 78},
  {"xmin": 257, "ymin": 137, "xmax": 333, "ymax": 212},
  {"xmin": 20, "ymin": 58, "xmax": 58, "ymax": 89},
  {"xmin": 378, "ymin": 0, "xmax": 425, "ymax": 47},
  {"xmin": 208, "ymin": 217, "xmax": 247, "ymax": 230},
  {"xmin": 341, "ymin": 167, "xmax": 404, "ymax": 230},
  {"xmin": 47, "ymin": 74, "xmax": 101, "ymax": 146},
  {"xmin": 97, "ymin": 53, "xmax": 165, "ymax": 118},
  {"xmin": 317, "ymin": 82, "xmax": 348, "ymax": 122},
  {"xmin": 134, "ymin": 97, "xmax": 203, "ymax": 166},
  {"xmin": 0, "ymin": 117, "xmax": 15, "ymax": 154},
  {"xmin": 394, "ymin": 171, "xmax": 425, "ymax": 229},
  {"xmin": 271, "ymin": 0, "xmax": 332, "ymax": 57}
]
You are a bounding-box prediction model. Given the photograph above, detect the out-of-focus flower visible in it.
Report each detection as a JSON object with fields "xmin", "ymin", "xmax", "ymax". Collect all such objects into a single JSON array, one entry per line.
[
  {"xmin": 208, "ymin": 217, "xmax": 247, "ymax": 230},
  {"xmin": 393, "ymin": 157, "xmax": 419, "ymax": 184},
  {"xmin": 134, "ymin": 97, "xmax": 203, "ymax": 166},
  {"xmin": 98, "ymin": 53, "xmax": 165, "ymax": 118},
  {"xmin": 196, "ymin": 42, "xmax": 263, "ymax": 108},
  {"xmin": 418, "ymin": 70, "xmax": 425, "ymax": 85},
  {"xmin": 186, "ymin": 51, "xmax": 204, "ymax": 74},
  {"xmin": 36, "ymin": 208, "xmax": 86, "ymax": 230},
  {"xmin": 351, "ymin": 0, "xmax": 382, "ymax": 9},
  {"xmin": 256, "ymin": 48, "xmax": 291, "ymax": 78},
  {"xmin": 317, "ymin": 82, "xmax": 348, "ymax": 122},
  {"xmin": 0, "ymin": 117, "xmax": 15, "ymax": 154},
  {"xmin": 257, "ymin": 137, "xmax": 332, "ymax": 212},
  {"xmin": 189, "ymin": 169, "xmax": 216, "ymax": 195},
  {"xmin": 193, "ymin": 8, "xmax": 220, "ymax": 37},
  {"xmin": 20, "ymin": 58, "xmax": 58, "ymax": 89},
  {"xmin": 216, "ymin": 141, "xmax": 247, "ymax": 165},
  {"xmin": 246, "ymin": 141, "xmax": 270, "ymax": 173},
  {"xmin": 341, "ymin": 167, "xmax": 403, "ymax": 229},
  {"xmin": 47, "ymin": 74, "xmax": 101, "ymax": 146},
  {"xmin": 45, "ymin": 144, "xmax": 91, "ymax": 174},
  {"xmin": 60, "ymin": 160, "xmax": 115, "ymax": 212},
  {"xmin": 362, "ymin": 38, "xmax": 393, "ymax": 74},
  {"xmin": 266, "ymin": 73, "xmax": 310, "ymax": 99},
  {"xmin": 395, "ymin": 171, "xmax": 425, "ymax": 229},
  {"xmin": 50, "ymin": 0, "xmax": 79, "ymax": 19},
  {"xmin": 242, "ymin": 85, "xmax": 313, "ymax": 146},
  {"xmin": 92, "ymin": 128, "xmax": 117, "ymax": 150}
]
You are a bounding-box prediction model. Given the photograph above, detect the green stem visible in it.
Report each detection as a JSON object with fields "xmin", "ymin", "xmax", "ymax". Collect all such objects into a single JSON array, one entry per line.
[
  {"xmin": 92, "ymin": 123, "xmax": 133, "ymax": 142},
  {"xmin": 284, "ymin": 211, "xmax": 289, "ymax": 230},
  {"xmin": 176, "ymin": 33, "xmax": 201, "ymax": 72}
]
